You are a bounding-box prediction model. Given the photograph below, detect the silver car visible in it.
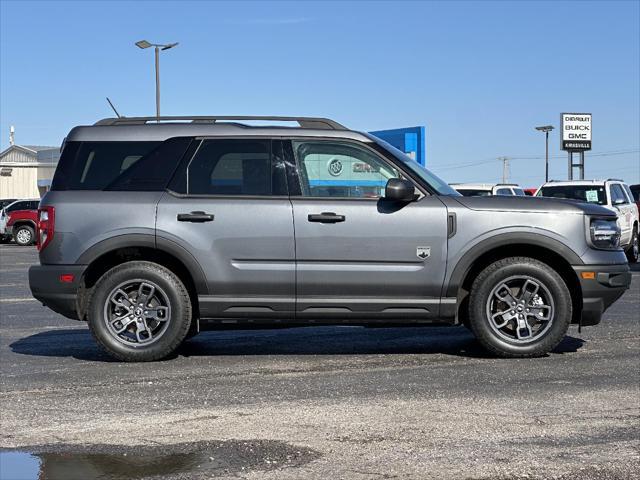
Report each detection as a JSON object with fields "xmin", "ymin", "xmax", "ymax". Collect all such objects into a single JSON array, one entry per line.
[{"xmin": 29, "ymin": 116, "xmax": 631, "ymax": 361}]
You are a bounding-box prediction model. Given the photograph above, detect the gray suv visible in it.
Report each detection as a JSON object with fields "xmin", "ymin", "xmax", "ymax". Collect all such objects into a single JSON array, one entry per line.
[{"xmin": 29, "ymin": 116, "xmax": 632, "ymax": 361}]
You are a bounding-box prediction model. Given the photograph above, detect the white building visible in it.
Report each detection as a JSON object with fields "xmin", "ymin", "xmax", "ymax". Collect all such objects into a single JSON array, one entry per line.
[{"xmin": 0, "ymin": 144, "xmax": 59, "ymax": 199}]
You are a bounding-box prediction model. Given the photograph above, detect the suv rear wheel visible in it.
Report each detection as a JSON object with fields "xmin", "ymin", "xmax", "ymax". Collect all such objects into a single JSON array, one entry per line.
[
  {"xmin": 87, "ymin": 261, "xmax": 192, "ymax": 362},
  {"xmin": 468, "ymin": 257, "xmax": 571, "ymax": 358},
  {"xmin": 13, "ymin": 225, "xmax": 35, "ymax": 246}
]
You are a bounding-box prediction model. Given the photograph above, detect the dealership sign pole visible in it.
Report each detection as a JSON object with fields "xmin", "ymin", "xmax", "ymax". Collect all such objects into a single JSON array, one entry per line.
[{"xmin": 561, "ymin": 113, "xmax": 591, "ymax": 180}]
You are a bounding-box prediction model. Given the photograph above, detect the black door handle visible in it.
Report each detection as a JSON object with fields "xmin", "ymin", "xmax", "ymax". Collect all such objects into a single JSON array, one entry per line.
[
  {"xmin": 177, "ymin": 211, "xmax": 214, "ymax": 223},
  {"xmin": 308, "ymin": 212, "xmax": 345, "ymax": 223}
]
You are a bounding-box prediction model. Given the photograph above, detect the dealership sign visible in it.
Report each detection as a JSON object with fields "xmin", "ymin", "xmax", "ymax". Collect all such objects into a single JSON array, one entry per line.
[{"xmin": 561, "ymin": 113, "xmax": 591, "ymax": 151}]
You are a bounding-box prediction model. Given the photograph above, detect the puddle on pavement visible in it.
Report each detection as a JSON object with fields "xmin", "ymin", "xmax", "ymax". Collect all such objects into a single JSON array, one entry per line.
[{"xmin": 0, "ymin": 439, "xmax": 321, "ymax": 480}]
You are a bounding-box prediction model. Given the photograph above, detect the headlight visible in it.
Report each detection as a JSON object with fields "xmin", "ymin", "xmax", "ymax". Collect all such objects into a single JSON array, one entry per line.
[{"xmin": 589, "ymin": 218, "xmax": 621, "ymax": 249}]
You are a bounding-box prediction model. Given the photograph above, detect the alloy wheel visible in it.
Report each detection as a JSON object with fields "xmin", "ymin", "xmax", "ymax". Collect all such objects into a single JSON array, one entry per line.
[
  {"xmin": 103, "ymin": 280, "xmax": 172, "ymax": 347},
  {"xmin": 485, "ymin": 275, "xmax": 555, "ymax": 344}
]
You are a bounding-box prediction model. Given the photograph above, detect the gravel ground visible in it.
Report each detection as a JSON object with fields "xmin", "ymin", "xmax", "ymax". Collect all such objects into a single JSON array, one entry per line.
[{"xmin": 1, "ymin": 244, "xmax": 639, "ymax": 479}]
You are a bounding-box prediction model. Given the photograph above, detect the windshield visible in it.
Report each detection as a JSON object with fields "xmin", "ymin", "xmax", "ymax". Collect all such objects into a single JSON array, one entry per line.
[
  {"xmin": 537, "ymin": 185, "xmax": 607, "ymax": 205},
  {"xmin": 371, "ymin": 138, "xmax": 460, "ymax": 196}
]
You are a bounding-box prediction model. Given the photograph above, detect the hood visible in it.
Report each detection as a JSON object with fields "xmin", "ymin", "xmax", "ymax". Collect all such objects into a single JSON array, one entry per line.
[{"xmin": 452, "ymin": 195, "xmax": 616, "ymax": 216}]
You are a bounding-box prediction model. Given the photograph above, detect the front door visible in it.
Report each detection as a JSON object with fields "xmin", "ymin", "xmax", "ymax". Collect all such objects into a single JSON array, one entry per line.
[
  {"xmin": 287, "ymin": 139, "xmax": 449, "ymax": 321},
  {"xmin": 156, "ymin": 138, "xmax": 295, "ymax": 319}
]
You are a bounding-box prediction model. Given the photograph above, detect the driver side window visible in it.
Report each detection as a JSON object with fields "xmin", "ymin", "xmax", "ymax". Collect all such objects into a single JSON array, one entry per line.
[{"xmin": 292, "ymin": 141, "xmax": 401, "ymax": 198}]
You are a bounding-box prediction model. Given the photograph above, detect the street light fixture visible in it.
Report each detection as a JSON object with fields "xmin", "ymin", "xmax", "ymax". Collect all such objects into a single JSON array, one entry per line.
[
  {"xmin": 535, "ymin": 125, "xmax": 554, "ymax": 182},
  {"xmin": 135, "ymin": 40, "xmax": 179, "ymax": 122}
]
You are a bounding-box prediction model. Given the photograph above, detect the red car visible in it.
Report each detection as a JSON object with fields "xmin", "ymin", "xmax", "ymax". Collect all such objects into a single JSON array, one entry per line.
[{"xmin": 0, "ymin": 199, "xmax": 39, "ymax": 246}]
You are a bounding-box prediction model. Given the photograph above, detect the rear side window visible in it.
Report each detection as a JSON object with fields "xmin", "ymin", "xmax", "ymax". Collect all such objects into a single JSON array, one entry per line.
[
  {"xmin": 170, "ymin": 139, "xmax": 285, "ymax": 196},
  {"xmin": 495, "ymin": 188, "xmax": 513, "ymax": 196},
  {"xmin": 52, "ymin": 141, "xmax": 161, "ymax": 190},
  {"xmin": 512, "ymin": 188, "xmax": 526, "ymax": 196}
]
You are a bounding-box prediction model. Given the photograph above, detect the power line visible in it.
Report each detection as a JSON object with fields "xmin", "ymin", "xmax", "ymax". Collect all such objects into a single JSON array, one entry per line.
[{"xmin": 430, "ymin": 148, "xmax": 639, "ymax": 171}]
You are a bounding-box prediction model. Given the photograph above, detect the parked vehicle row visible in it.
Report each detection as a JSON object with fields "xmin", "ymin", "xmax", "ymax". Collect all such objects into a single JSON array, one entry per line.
[
  {"xmin": 28, "ymin": 115, "xmax": 631, "ymax": 362},
  {"xmin": 0, "ymin": 199, "xmax": 40, "ymax": 245}
]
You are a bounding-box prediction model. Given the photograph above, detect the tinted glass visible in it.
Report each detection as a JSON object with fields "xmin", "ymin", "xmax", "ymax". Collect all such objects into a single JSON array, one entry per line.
[
  {"xmin": 495, "ymin": 188, "xmax": 513, "ymax": 196},
  {"xmin": 7, "ymin": 201, "xmax": 30, "ymax": 212},
  {"xmin": 610, "ymin": 184, "xmax": 628, "ymax": 204},
  {"xmin": 538, "ymin": 185, "xmax": 607, "ymax": 205},
  {"xmin": 293, "ymin": 141, "xmax": 400, "ymax": 198},
  {"xmin": 173, "ymin": 139, "xmax": 278, "ymax": 196},
  {"xmin": 456, "ymin": 189, "xmax": 491, "ymax": 197},
  {"xmin": 513, "ymin": 188, "xmax": 526, "ymax": 196},
  {"xmin": 106, "ymin": 137, "xmax": 192, "ymax": 191},
  {"xmin": 52, "ymin": 141, "xmax": 161, "ymax": 190},
  {"xmin": 629, "ymin": 185, "xmax": 640, "ymax": 202}
]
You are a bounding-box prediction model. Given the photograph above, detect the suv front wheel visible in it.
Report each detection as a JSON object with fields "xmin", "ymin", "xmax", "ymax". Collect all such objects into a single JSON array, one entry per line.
[
  {"xmin": 468, "ymin": 257, "xmax": 572, "ymax": 358},
  {"xmin": 87, "ymin": 261, "xmax": 193, "ymax": 362}
]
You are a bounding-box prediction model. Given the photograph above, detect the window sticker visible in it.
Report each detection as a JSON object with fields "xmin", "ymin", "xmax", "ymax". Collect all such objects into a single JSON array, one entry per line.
[{"xmin": 585, "ymin": 190, "xmax": 599, "ymax": 202}]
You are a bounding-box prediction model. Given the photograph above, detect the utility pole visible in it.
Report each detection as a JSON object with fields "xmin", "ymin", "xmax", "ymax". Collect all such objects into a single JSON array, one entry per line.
[{"xmin": 500, "ymin": 156, "xmax": 510, "ymax": 183}]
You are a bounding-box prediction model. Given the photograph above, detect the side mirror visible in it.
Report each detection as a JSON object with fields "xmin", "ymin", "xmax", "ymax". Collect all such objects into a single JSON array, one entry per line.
[{"xmin": 384, "ymin": 178, "xmax": 416, "ymax": 202}]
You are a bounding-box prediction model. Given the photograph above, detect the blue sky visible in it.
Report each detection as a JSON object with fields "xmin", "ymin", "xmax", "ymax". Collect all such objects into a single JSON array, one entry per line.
[{"xmin": 1, "ymin": 0, "xmax": 638, "ymax": 187}]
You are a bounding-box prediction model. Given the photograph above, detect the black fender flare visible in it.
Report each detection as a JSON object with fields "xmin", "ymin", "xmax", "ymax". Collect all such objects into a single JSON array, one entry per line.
[
  {"xmin": 444, "ymin": 232, "xmax": 583, "ymax": 298},
  {"xmin": 76, "ymin": 233, "xmax": 208, "ymax": 295}
]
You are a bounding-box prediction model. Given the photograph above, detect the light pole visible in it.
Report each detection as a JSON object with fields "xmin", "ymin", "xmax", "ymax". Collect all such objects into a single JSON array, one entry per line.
[
  {"xmin": 535, "ymin": 125, "xmax": 554, "ymax": 182},
  {"xmin": 135, "ymin": 40, "xmax": 179, "ymax": 122}
]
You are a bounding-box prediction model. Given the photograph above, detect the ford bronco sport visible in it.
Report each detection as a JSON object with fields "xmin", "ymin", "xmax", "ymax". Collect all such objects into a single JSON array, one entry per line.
[{"xmin": 29, "ymin": 116, "xmax": 632, "ymax": 361}]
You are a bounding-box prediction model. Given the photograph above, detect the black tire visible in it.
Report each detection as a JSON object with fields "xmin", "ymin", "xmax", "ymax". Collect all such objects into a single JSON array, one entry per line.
[
  {"xmin": 87, "ymin": 261, "xmax": 193, "ymax": 362},
  {"xmin": 626, "ymin": 226, "xmax": 638, "ymax": 263},
  {"xmin": 468, "ymin": 257, "xmax": 572, "ymax": 358},
  {"xmin": 13, "ymin": 225, "xmax": 35, "ymax": 246}
]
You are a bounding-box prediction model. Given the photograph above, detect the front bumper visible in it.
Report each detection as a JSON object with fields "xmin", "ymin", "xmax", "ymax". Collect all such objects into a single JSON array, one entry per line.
[
  {"xmin": 29, "ymin": 264, "xmax": 87, "ymax": 320},
  {"xmin": 573, "ymin": 264, "xmax": 632, "ymax": 326}
]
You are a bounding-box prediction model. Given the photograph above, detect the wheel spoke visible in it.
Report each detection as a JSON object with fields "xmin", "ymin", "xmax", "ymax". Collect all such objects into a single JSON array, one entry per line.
[
  {"xmin": 491, "ymin": 309, "xmax": 513, "ymax": 328},
  {"xmin": 143, "ymin": 305, "xmax": 169, "ymax": 322},
  {"xmin": 111, "ymin": 315, "xmax": 136, "ymax": 334},
  {"xmin": 493, "ymin": 283, "xmax": 518, "ymax": 306},
  {"xmin": 519, "ymin": 279, "xmax": 540, "ymax": 305},
  {"xmin": 111, "ymin": 289, "xmax": 133, "ymax": 309},
  {"xmin": 515, "ymin": 315, "xmax": 533, "ymax": 339},
  {"xmin": 135, "ymin": 318, "xmax": 153, "ymax": 343},
  {"xmin": 137, "ymin": 282, "xmax": 156, "ymax": 307},
  {"xmin": 527, "ymin": 305, "xmax": 552, "ymax": 321}
]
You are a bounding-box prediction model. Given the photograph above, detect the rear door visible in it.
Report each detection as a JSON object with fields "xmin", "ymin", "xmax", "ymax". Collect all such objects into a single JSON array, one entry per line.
[
  {"xmin": 156, "ymin": 138, "xmax": 295, "ymax": 319},
  {"xmin": 286, "ymin": 139, "xmax": 449, "ymax": 321}
]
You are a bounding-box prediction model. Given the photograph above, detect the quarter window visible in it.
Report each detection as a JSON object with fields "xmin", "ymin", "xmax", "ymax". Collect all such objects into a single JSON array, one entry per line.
[
  {"xmin": 495, "ymin": 188, "xmax": 513, "ymax": 196},
  {"xmin": 292, "ymin": 141, "xmax": 400, "ymax": 198}
]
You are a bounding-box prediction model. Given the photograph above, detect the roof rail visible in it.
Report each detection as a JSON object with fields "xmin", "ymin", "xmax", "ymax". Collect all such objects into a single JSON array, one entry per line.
[
  {"xmin": 93, "ymin": 116, "xmax": 347, "ymax": 130},
  {"xmin": 607, "ymin": 178, "xmax": 624, "ymax": 182}
]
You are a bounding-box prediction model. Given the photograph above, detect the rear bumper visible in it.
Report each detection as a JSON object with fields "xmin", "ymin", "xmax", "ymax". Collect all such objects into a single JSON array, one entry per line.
[
  {"xmin": 29, "ymin": 264, "xmax": 87, "ymax": 320},
  {"xmin": 573, "ymin": 264, "xmax": 632, "ymax": 326}
]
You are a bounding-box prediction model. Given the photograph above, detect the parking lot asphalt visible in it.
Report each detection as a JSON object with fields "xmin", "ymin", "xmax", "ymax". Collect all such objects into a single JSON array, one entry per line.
[{"xmin": 0, "ymin": 244, "xmax": 639, "ymax": 480}]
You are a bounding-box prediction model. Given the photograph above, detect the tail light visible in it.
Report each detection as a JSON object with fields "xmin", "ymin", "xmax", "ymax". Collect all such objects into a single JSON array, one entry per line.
[{"xmin": 36, "ymin": 206, "xmax": 55, "ymax": 251}]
